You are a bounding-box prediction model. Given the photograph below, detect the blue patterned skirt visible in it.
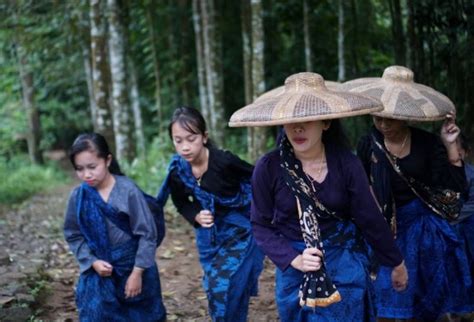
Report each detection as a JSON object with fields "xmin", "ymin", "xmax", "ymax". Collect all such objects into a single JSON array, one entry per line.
[
  {"xmin": 275, "ymin": 220, "xmax": 375, "ymax": 322},
  {"xmin": 75, "ymin": 239, "xmax": 166, "ymax": 322},
  {"xmin": 374, "ymin": 198, "xmax": 472, "ymax": 320},
  {"xmin": 195, "ymin": 211, "xmax": 264, "ymax": 322},
  {"xmin": 451, "ymin": 214, "xmax": 474, "ymax": 313}
]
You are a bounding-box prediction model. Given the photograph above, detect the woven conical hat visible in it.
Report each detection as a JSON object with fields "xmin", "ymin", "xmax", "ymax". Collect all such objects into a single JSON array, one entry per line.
[
  {"xmin": 255, "ymin": 80, "xmax": 341, "ymax": 103},
  {"xmin": 229, "ymin": 72, "xmax": 382, "ymax": 127},
  {"xmin": 340, "ymin": 65, "xmax": 455, "ymax": 121}
]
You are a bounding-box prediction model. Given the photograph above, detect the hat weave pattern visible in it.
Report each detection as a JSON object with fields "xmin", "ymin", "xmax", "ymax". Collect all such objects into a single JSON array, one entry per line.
[
  {"xmin": 229, "ymin": 73, "xmax": 382, "ymax": 127},
  {"xmin": 340, "ymin": 66, "xmax": 455, "ymax": 121}
]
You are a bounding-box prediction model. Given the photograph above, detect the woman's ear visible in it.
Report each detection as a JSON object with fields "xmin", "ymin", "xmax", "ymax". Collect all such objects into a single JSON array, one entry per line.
[
  {"xmin": 106, "ymin": 154, "xmax": 112, "ymax": 167},
  {"xmin": 323, "ymin": 120, "xmax": 332, "ymax": 131},
  {"xmin": 203, "ymin": 131, "xmax": 209, "ymax": 144}
]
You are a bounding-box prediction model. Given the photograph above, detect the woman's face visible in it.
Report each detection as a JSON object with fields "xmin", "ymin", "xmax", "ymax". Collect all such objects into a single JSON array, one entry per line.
[
  {"xmin": 74, "ymin": 150, "xmax": 111, "ymax": 188},
  {"xmin": 171, "ymin": 122, "xmax": 208, "ymax": 164},
  {"xmin": 372, "ymin": 116, "xmax": 407, "ymax": 139},
  {"xmin": 283, "ymin": 121, "xmax": 329, "ymax": 154}
]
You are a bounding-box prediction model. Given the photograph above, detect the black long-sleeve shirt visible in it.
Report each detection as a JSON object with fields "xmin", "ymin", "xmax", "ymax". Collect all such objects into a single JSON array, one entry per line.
[
  {"xmin": 357, "ymin": 126, "xmax": 466, "ymax": 207},
  {"xmin": 169, "ymin": 148, "xmax": 254, "ymax": 225}
]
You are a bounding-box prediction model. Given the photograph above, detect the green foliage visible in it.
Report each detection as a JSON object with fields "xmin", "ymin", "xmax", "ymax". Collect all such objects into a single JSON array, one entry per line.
[
  {"xmin": 0, "ymin": 0, "xmax": 473, "ymax": 163},
  {"xmin": 0, "ymin": 155, "xmax": 69, "ymax": 204},
  {"xmin": 121, "ymin": 135, "xmax": 175, "ymax": 195}
]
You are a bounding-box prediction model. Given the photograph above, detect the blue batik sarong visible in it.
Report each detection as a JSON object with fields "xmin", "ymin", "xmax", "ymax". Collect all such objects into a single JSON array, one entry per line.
[
  {"xmin": 158, "ymin": 155, "xmax": 264, "ymax": 322},
  {"xmin": 75, "ymin": 183, "xmax": 166, "ymax": 322},
  {"xmin": 275, "ymin": 220, "xmax": 375, "ymax": 322},
  {"xmin": 374, "ymin": 198, "xmax": 472, "ymax": 321}
]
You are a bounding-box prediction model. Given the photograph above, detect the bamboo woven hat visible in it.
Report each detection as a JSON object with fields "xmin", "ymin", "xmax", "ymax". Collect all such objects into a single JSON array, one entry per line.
[
  {"xmin": 340, "ymin": 65, "xmax": 455, "ymax": 121},
  {"xmin": 228, "ymin": 72, "xmax": 382, "ymax": 127},
  {"xmin": 254, "ymin": 80, "xmax": 341, "ymax": 103}
]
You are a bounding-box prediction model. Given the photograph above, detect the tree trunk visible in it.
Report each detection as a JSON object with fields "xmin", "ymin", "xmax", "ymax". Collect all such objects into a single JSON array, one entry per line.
[
  {"xmin": 406, "ymin": 0, "xmax": 416, "ymax": 71},
  {"xmin": 177, "ymin": 0, "xmax": 191, "ymax": 105},
  {"xmin": 248, "ymin": 0, "xmax": 267, "ymax": 162},
  {"xmin": 167, "ymin": 0, "xmax": 179, "ymax": 108},
  {"xmin": 241, "ymin": 0, "xmax": 253, "ymax": 105},
  {"xmin": 303, "ymin": 0, "xmax": 313, "ymax": 72},
  {"xmin": 16, "ymin": 44, "xmax": 43, "ymax": 164},
  {"xmin": 146, "ymin": 0, "xmax": 163, "ymax": 130},
  {"xmin": 349, "ymin": 0, "xmax": 360, "ymax": 75},
  {"xmin": 107, "ymin": 0, "xmax": 132, "ymax": 162},
  {"xmin": 338, "ymin": 0, "xmax": 345, "ymax": 82},
  {"xmin": 129, "ymin": 59, "xmax": 146, "ymax": 157},
  {"xmin": 81, "ymin": 38, "xmax": 99, "ymax": 131},
  {"xmin": 388, "ymin": 0, "xmax": 406, "ymax": 66},
  {"xmin": 192, "ymin": 0, "xmax": 210, "ymax": 125},
  {"xmin": 90, "ymin": 0, "xmax": 114, "ymax": 151},
  {"xmin": 200, "ymin": 0, "xmax": 224, "ymax": 145}
]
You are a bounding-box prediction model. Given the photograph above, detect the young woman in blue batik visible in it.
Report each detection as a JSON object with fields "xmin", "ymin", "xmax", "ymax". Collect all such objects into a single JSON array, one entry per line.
[
  {"xmin": 157, "ymin": 107, "xmax": 264, "ymax": 322},
  {"xmin": 357, "ymin": 115, "xmax": 472, "ymax": 321},
  {"xmin": 64, "ymin": 133, "xmax": 166, "ymax": 322}
]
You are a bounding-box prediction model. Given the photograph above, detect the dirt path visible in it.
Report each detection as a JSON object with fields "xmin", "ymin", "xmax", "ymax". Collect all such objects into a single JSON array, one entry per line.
[{"xmin": 1, "ymin": 181, "xmax": 279, "ymax": 321}]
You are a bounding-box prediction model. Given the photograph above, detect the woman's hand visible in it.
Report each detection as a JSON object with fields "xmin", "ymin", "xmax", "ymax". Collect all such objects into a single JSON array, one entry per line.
[
  {"xmin": 92, "ymin": 260, "xmax": 113, "ymax": 277},
  {"xmin": 195, "ymin": 210, "xmax": 214, "ymax": 228},
  {"xmin": 291, "ymin": 247, "xmax": 323, "ymax": 272},
  {"xmin": 440, "ymin": 113, "xmax": 463, "ymax": 165},
  {"xmin": 391, "ymin": 260, "xmax": 408, "ymax": 292},
  {"xmin": 125, "ymin": 267, "xmax": 143, "ymax": 298},
  {"xmin": 441, "ymin": 113, "xmax": 460, "ymax": 145}
]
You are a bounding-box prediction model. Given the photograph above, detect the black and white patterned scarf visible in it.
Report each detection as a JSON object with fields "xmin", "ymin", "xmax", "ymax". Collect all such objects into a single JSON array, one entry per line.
[{"xmin": 279, "ymin": 134, "xmax": 341, "ymax": 308}]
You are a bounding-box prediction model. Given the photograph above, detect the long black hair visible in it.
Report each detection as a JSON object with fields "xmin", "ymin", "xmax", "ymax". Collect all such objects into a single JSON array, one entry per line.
[
  {"xmin": 68, "ymin": 133, "xmax": 123, "ymax": 175},
  {"xmin": 168, "ymin": 106, "xmax": 213, "ymax": 147}
]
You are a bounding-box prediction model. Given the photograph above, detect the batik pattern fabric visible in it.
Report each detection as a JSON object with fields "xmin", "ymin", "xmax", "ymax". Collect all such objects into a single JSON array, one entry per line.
[
  {"xmin": 275, "ymin": 220, "xmax": 375, "ymax": 322},
  {"xmin": 279, "ymin": 135, "xmax": 341, "ymax": 308},
  {"xmin": 158, "ymin": 155, "xmax": 264, "ymax": 322},
  {"xmin": 450, "ymin": 162, "xmax": 474, "ymax": 313},
  {"xmin": 374, "ymin": 198, "xmax": 472, "ymax": 320},
  {"xmin": 75, "ymin": 183, "xmax": 166, "ymax": 322}
]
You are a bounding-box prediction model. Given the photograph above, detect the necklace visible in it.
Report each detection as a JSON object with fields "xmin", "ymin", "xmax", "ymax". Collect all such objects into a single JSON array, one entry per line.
[
  {"xmin": 192, "ymin": 148, "xmax": 209, "ymax": 185},
  {"xmin": 384, "ymin": 131, "xmax": 409, "ymax": 158},
  {"xmin": 304, "ymin": 145, "xmax": 326, "ymax": 186}
]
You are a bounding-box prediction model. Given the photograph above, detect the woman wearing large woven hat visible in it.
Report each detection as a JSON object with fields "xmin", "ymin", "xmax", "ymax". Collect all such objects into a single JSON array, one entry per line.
[
  {"xmin": 347, "ymin": 66, "xmax": 472, "ymax": 321},
  {"xmin": 229, "ymin": 72, "xmax": 408, "ymax": 322}
]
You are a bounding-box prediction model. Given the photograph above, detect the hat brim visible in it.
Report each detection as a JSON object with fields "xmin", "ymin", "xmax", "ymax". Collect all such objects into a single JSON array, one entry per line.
[
  {"xmin": 341, "ymin": 75, "xmax": 455, "ymax": 122},
  {"xmin": 229, "ymin": 90, "xmax": 383, "ymax": 127}
]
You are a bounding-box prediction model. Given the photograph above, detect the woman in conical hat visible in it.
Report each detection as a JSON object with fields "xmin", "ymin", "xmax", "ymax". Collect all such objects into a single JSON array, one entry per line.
[
  {"xmin": 229, "ymin": 72, "xmax": 408, "ymax": 322},
  {"xmin": 349, "ymin": 65, "xmax": 472, "ymax": 321}
]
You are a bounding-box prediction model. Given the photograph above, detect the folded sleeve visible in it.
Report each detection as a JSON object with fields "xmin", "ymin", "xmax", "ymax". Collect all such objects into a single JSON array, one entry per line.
[
  {"xmin": 127, "ymin": 187, "xmax": 158, "ymax": 269},
  {"xmin": 63, "ymin": 188, "xmax": 98, "ymax": 273}
]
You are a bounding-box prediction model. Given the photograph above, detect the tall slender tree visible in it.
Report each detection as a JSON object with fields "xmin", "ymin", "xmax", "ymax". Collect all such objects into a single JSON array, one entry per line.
[
  {"xmin": 200, "ymin": 0, "xmax": 224, "ymax": 145},
  {"xmin": 192, "ymin": 0, "xmax": 210, "ymax": 126},
  {"xmin": 108, "ymin": 0, "xmax": 132, "ymax": 161},
  {"xmin": 16, "ymin": 43, "xmax": 43, "ymax": 164},
  {"xmin": 90, "ymin": 0, "xmax": 114, "ymax": 150},
  {"xmin": 338, "ymin": 0, "xmax": 345, "ymax": 81},
  {"xmin": 241, "ymin": 0, "xmax": 253, "ymax": 105},
  {"xmin": 248, "ymin": 0, "xmax": 267, "ymax": 162},
  {"xmin": 303, "ymin": 0, "xmax": 313, "ymax": 72},
  {"xmin": 12, "ymin": 4, "xmax": 43, "ymax": 164},
  {"xmin": 388, "ymin": 0, "xmax": 406, "ymax": 66},
  {"xmin": 129, "ymin": 59, "xmax": 145, "ymax": 157},
  {"xmin": 146, "ymin": 0, "xmax": 163, "ymax": 129}
]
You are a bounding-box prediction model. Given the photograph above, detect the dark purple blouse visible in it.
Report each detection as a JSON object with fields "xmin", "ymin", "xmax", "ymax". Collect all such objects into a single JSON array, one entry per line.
[{"xmin": 251, "ymin": 145, "xmax": 403, "ymax": 271}]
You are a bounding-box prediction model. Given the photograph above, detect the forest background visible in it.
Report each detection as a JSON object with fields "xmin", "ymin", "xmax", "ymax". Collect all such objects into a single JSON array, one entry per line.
[{"xmin": 1, "ymin": 0, "xmax": 473, "ymax": 202}]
